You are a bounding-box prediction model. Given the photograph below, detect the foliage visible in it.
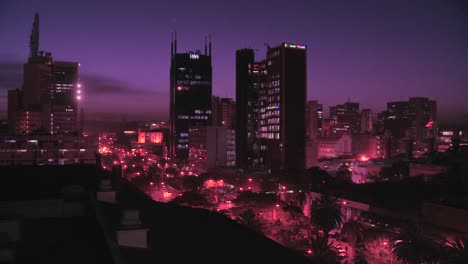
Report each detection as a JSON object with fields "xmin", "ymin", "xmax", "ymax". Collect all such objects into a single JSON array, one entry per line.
[
  {"xmin": 340, "ymin": 220, "xmax": 364, "ymax": 247},
  {"xmin": 170, "ymin": 191, "xmax": 211, "ymax": 207},
  {"xmin": 130, "ymin": 175, "xmax": 152, "ymax": 194},
  {"xmin": 310, "ymin": 192, "xmax": 342, "ymax": 236},
  {"xmin": 335, "ymin": 165, "xmax": 352, "ymax": 184},
  {"xmin": 234, "ymin": 191, "xmax": 279, "ymax": 207},
  {"xmin": 441, "ymin": 237, "xmax": 468, "ymax": 264},
  {"xmin": 392, "ymin": 227, "xmax": 444, "ymax": 264},
  {"xmin": 307, "ymin": 233, "xmax": 341, "ymax": 264},
  {"xmin": 236, "ymin": 209, "xmax": 265, "ymax": 233}
]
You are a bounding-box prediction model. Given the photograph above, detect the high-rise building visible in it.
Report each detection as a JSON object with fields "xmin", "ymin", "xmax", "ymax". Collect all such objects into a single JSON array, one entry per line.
[
  {"xmin": 206, "ymin": 126, "xmax": 236, "ymax": 168},
  {"xmin": 258, "ymin": 43, "xmax": 307, "ymax": 171},
  {"xmin": 169, "ymin": 34, "xmax": 212, "ymax": 163},
  {"xmin": 329, "ymin": 102, "xmax": 360, "ymax": 136},
  {"xmin": 235, "ymin": 49, "xmax": 256, "ymax": 169},
  {"xmin": 360, "ymin": 109, "xmax": 373, "ymax": 133},
  {"xmin": 381, "ymin": 97, "xmax": 437, "ymax": 157},
  {"xmin": 8, "ymin": 13, "xmax": 79, "ymax": 136},
  {"xmin": 220, "ymin": 98, "xmax": 235, "ymax": 128}
]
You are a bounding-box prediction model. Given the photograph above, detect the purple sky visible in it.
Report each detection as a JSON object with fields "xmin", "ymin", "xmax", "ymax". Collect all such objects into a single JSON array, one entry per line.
[{"xmin": 1, "ymin": 0, "xmax": 467, "ymax": 123}]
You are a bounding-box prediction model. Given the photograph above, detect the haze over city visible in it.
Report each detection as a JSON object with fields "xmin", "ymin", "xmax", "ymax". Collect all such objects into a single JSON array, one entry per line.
[{"xmin": 1, "ymin": 0, "xmax": 467, "ymax": 123}]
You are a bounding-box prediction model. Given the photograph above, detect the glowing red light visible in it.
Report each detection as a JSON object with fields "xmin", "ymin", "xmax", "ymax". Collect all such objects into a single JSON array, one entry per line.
[
  {"xmin": 248, "ymin": 178, "xmax": 252, "ymax": 182},
  {"xmin": 360, "ymin": 155, "xmax": 370, "ymax": 162},
  {"xmin": 342, "ymin": 201, "xmax": 347, "ymax": 205},
  {"xmin": 307, "ymin": 249, "xmax": 312, "ymax": 254},
  {"xmin": 275, "ymin": 204, "xmax": 280, "ymax": 208},
  {"xmin": 150, "ymin": 182, "xmax": 154, "ymax": 186},
  {"xmin": 425, "ymin": 120, "xmax": 434, "ymax": 128}
]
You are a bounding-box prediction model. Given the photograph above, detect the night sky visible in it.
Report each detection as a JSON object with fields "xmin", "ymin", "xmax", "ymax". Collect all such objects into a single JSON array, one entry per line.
[{"xmin": 1, "ymin": 0, "xmax": 467, "ymax": 123}]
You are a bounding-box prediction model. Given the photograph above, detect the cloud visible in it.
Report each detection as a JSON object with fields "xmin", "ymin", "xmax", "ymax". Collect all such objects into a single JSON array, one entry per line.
[
  {"xmin": 80, "ymin": 73, "xmax": 165, "ymax": 96},
  {"xmin": 0, "ymin": 58, "xmax": 164, "ymax": 96}
]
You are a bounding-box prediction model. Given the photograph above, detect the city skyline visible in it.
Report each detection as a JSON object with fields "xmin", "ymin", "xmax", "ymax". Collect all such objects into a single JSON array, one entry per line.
[{"xmin": 1, "ymin": 0, "xmax": 468, "ymax": 123}]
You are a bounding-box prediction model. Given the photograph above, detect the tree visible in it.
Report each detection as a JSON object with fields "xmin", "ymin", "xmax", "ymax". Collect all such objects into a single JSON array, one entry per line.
[
  {"xmin": 236, "ymin": 209, "xmax": 265, "ymax": 233},
  {"xmin": 441, "ymin": 237, "xmax": 468, "ymax": 264},
  {"xmin": 310, "ymin": 192, "xmax": 342, "ymax": 238},
  {"xmin": 130, "ymin": 175, "xmax": 152, "ymax": 194},
  {"xmin": 392, "ymin": 227, "xmax": 443, "ymax": 264},
  {"xmin": 335, "ymin": 164, "xmax": 352, "ymax": 184},
  {"xmin": 170, "ymin": 191, "xmax": 212, "ymax": 208},
  {"xmin": 307, "ymin": 233, "xmax": 341, "ymax": 264},
  {"xmin": 340, "ymin": 220, "xmax": 364, "ymax": 248}
]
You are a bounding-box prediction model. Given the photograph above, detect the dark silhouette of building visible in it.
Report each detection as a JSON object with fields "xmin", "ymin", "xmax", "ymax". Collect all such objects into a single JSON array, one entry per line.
[
  {"xmin": 212, "ymin": 96, "xmax": 235, "ymax": 128},
  {"xmin": 238, "ymin": 43, "xmax": 307, "ymax": 171},
  {"xmin": 235, "ymin": 49, "xmax": 256, "ymax": 169},
  {"xmin": 328, "ymin": 101, "xmax": 360, "ymax": 136},
  {"xmin": 8, "ymin": 13, "xmax": 79, "ymax": 135},
  {"xmin": 169, "ymin": 34, "xmax": 212, "ymax": 163}
]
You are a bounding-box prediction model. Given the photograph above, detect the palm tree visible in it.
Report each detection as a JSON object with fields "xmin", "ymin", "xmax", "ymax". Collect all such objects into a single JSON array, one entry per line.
[
  {"xmin": 236, "ymin": 209, "xmax": 265, "ymax": 233},
  {"xmin": 340, "ymin": 220, "xmax": 364, "ymax": 248},
  {"xmin": 392, "ymin": 227, "xmax": 443, "ymax": 264},
  {"xmin": 310, "ymin": 192, "xmax": 342, "ymax": 238},
  {"xmin": 307, "ymin": 233, "xmax": 341, "ymax": 264},
  {"xmin": 441, "ymin": 237, "xmax": 468, "ymax": 264}
]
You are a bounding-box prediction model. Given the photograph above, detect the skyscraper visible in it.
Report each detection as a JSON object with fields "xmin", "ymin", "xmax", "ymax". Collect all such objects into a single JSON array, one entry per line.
[
  {"xmin": 328, "ymin": 102, "xmax": 360, "ymax": 136},
  {"xmin": 258, "ymin": 43, "xmax": 307, "ymax": 171},
  {"xmin": 220, "ymin": 98, "xmax": 236, "ymax": 128},
  {"xmin": 8, "ymin": 13, "xmax": 79, "ymax": 135},
  {"xmin": 169, "ymin": 34, "xmax": 212, "ymax": 163},
  {"xmin": 235, "ymin": 49, "xmax": 255, "ymax": 169}
]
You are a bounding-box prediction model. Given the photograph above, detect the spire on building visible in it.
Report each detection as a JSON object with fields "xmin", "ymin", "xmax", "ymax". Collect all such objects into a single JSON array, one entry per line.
[{"xmin": 29, "ymin": 13, "xmax": 39, "ymax": 60}]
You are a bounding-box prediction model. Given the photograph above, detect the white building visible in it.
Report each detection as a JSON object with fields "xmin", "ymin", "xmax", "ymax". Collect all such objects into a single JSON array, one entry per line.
[{"xmin": 317, "ymin": 134, "xmax": 352, "ymax": 158}]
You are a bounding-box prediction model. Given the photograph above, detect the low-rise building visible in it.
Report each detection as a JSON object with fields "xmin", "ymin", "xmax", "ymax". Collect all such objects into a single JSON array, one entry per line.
[
  {"xmin": 0, "ymin": 135, "xmax": 97, "ymax": 166},
  {"xmin": 317, "ymin": 134, "xmax": 352, "ymax": 158}
]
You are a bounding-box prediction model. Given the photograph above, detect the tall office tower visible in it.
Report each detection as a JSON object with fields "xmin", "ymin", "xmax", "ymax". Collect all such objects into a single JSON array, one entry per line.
[
  {"xmin": 8, "ymin": 13, "xmax": 79, "ymax": 135},
  {"xmin": 50, "ymin": 61, "xmax": 79, "ymax": 134},
  {"xmin": 257, "ymin": 43, "xmax": 307, "ymax": 171},
  {"xmin": 220, "ymin": 98, "xmax": 236, "ymax": 128},
  {"xmin": 169, "ymin": 34, "xmax": 212, "ymax": 163},
  {"xmin": 329, "ymin": 102, "xmax": 360, "ymax": 136},
  {"xmin": 408, "ymin": 97, "xmax": 437, "ymax": 142},
  {"xmin": 235, "ymin": 49, "xmax": 255, "ymax": 169},
  {"xmin": 360, "ymin": 108, "xmax": 373, "ymax": 133}
]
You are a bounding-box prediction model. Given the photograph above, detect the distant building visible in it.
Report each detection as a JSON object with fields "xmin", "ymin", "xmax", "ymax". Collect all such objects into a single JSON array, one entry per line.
[
  {"xmin": 305, "ymin": 100, "xmax": 321, "ymax": 167},
  {"xmin": 169, "ymin": 35, "xmax": 212, "ymax": 163},
  {"xmin": 211, "ymin": 97, "xmax": 235, "ymax": 128},
  {"xmin": 8, "ymin": 14, "xmax": 79, "ymax": 136},
  {"xmin": 328, "ymin": 102, "xmax": 360, "ymax": 136},
  {"xmin": 206, "ymin": 126, "xmax": 236, "ymax": 168},
  {"xmin": 220, "ymin": 98, "xmax": 235, "ymax": 128},
  {"xmin": 0, "ymin": 135, "xmax": 97, "ymax": 166},
  {"xmin": 352, "ymin": 133, "xmax": 378, "ymax": 158},
  {"xmin": 379, "ymin": 97, "xmax": 437, "ymax": 157},
  {"xmin": 360, "ymin": 109, "xmax": 373, "ymax": 133},
  {"xmin": 317, "ymin": 134, "xmax": 352, "ymax": 158}
]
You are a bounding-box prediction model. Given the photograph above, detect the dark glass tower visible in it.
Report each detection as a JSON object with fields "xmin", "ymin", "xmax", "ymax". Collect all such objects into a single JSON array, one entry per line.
[
  {"xmin": 237, "ymin": 43, "xmax": 307, "ymax": 172},
  {"xmin": 169, "ymin": 34, "xmax": 212, "ymax": 163},
  {"xmin": 235, "ymin": 49, "xmax": 255, "ymax": 169}
]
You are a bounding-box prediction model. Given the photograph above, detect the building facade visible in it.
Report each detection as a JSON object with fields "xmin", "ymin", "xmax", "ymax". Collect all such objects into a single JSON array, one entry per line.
[{"xmin": 169, "ymin": 35, "xmax": 212, "ymax": 163}]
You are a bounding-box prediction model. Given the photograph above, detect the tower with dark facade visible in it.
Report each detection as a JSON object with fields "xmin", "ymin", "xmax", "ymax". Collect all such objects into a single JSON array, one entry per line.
[
  {"xmin": 235, "ymin": 49, "xmax": 255, "ymax": 169},
  {"xmin": 237, "ymin": 43, "xmax": 307, "ymax": 172},
  {"xmin": 169, "ymin": 34, "xmax": 212, "ymax": 163},
  {"xmin": 8, "ymin": 13, "xmax": 79, "ymax": 135}
]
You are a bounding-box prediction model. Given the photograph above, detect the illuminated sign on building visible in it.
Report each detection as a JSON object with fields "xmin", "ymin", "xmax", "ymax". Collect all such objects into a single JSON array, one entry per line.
[
  {"xmin": 284, "ymin": 43, "xmax": 306, "ymax": 49},
  {"xmin": 190, "ymin": 53, "xmax": 199, "ymax": 59}
]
